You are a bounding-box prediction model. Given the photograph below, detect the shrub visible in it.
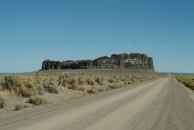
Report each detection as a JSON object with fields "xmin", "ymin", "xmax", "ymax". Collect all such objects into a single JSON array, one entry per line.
[
  {"xmin": 127, "ymin": 81, "xmax": 132, "ymax": 85},
  {"xmin": 95, "ymin": 77, "xmax": 103, "ymax": 85},
  {"xmin": 27, "ymin": 96, "xmax": 47, "ymax": 105},
  {"xmin": 108, "ymin": 83, "xmax": 119, "ymax": 89},
  {"xmin": 14, "ymin": 84, "xmax": 35, "ymax": 98},
  {"xmin": 68, "ymin": 79, "xmax": 77, "ymax": 89},
  {"xmin": 87, "ymin": 89, "xmax": 95, "ymax": 94},
  {"xmin": 2, "ymin": 76, "xmax": 36, "ymax": 97},
  {"xmin": 176, "ymin": 77, "xmax": 194, "ymax": 90},
  {"xmin": 23, "ymin": 79, "xmax": 34, "ymax": 89},
  {"xmin": 21, "ymin": 86, "xmax": 35, "ymax": 97},
  {"xmin": 3, "ymin": 76, "xmax": 15, "ymax": 90},
  {"xmin": 47, "ymin": 85, "xmax": 58, "ymax": 94},
  {"xmin": 58, "ymin": 73, "xmax": 72, "ymax": 87},
  {"xmin": 108, "ymin": 79, "xmax": 114, "ymax": 83},
  {"xmin": 0, "ymin": 96, "xmax": 5, "ymax": 109},
  {"xmin": 86, "ymin": 78, "xmax": 94, "ymax": 85},
  {"xmin": 76, "ymin": 86, "xmax": 85, "ymax": 91},
  {"xmin": 58, "ymin": 74, "xmax": 66, "ymax": 86},
  {"xmin": 0, "ymin": 84, "xmax": 2, "ymax": 91},
  {"xmin": 37, "ymin": 86, "xmax": 44, "ymax": 95},
  {"xmin": 15, "ymin": 103, "xmax": 29, "ymax": 110},
  {"xmin": 15, "ymin": 104, "xmax": 23, "ymax": 110},
  {"xmin": 78, "ymin": 77, "xmax": 84, "ymax": 85},
  {"xmin": 186, "ymin": 81, "xmax": 194, "ymax": 90},
  {"xmin": 43, "ymin": 78, "xmax": 58, "ymax": 94}
]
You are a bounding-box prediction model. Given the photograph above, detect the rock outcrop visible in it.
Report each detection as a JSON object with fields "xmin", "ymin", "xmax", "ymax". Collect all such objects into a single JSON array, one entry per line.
[{"xmin": 42, "ymin": 53, "xmax": 154, "ymax": 71}]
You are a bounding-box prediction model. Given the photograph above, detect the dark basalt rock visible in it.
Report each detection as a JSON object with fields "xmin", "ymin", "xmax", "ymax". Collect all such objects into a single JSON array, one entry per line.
[{"xmin": 42, "ymin": 53, "xmax": 154, "ymax": 71}]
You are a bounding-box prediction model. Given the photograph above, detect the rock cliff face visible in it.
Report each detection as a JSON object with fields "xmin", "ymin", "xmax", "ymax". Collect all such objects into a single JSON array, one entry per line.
[{"xmin": 42, "ymin": 53, "xmax": 154, "ymax": 71}]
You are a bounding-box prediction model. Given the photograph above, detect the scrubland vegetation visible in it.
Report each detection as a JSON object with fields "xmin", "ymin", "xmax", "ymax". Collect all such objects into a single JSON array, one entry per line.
[
  {"xmin": 0, "ymin": 69, "xmax": 157, "ymax": 111},
  {"xmin": 0, "ymin": 96, "xmax": 5, "ymax": 109},
  {"xmin": 176, "ymin": 76, "xmax": 194, "ymax": 90}
]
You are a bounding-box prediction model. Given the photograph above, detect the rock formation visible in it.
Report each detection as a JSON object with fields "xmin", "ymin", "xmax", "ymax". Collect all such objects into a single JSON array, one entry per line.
[{"xmin": 42, "ymin": 53, "xmax": 154, "ymax": 71}]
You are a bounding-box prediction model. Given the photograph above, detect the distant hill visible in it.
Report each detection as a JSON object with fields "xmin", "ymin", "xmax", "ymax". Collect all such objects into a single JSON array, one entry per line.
[{"xmin": 42, "ymin": 53, "xmax": 154, "ymax": 71}]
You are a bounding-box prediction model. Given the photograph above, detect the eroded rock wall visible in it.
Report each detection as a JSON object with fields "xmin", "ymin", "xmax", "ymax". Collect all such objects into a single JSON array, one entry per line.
[{"xmin": 42, "ymin": 53, "xmax": 154, "ymax": 71}]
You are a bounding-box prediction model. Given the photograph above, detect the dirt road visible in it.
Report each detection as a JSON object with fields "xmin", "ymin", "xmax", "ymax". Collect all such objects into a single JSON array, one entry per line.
[{"xmin": 1, "ymin": 78, "xmax": 194, "ymax": 130}]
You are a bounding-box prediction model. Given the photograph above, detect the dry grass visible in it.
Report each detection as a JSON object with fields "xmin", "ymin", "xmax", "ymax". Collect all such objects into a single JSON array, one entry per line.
[
  {"xmin": 27, "ymin": 96, "xmax": 47, "ymax": 105},
  {"xmin": 176, "ymin": 76, "xmax": 194, "ymax": 90}
]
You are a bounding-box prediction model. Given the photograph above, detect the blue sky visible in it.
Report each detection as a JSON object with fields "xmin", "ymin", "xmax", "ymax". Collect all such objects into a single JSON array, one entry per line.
[{"xmin": 0, "ymin": 0, "xmax": 193, "ymax": 73}]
